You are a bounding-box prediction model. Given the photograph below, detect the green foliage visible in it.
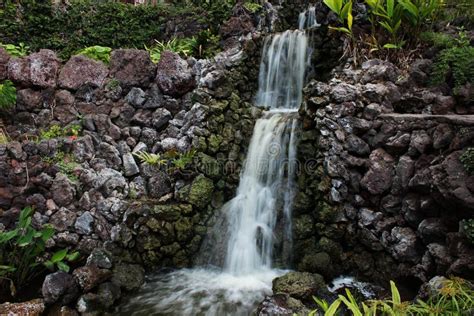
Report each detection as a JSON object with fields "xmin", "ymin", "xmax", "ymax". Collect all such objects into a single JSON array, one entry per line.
[
  {"xmin": 0, "ymin": 207, "xmax": 78, "ymax": 293},
  {"xmin": 133, "ymin": 151, "xmax": 167, "ymax": 166},
  {"xmin": 430, "ymin": 45, "xmax": 474, "ymax": 90},
  {"xmin": 44, "ymin": 248, "xmax": 79, "ymax": 273},
  {"xmin": 0, "ymin": 0, "xmax": 207, "ymax": 60},
  {"xmin": 460, "ymin": 147, "xmax": 474, "ymax": 174},
  {"xmin": 42, "ymin": 150, "xmax": 80, "ymax": 182},
  {"xmin": 365, "ymin": 0, "xmax": 405, "ymax": 49},
  {"xmin": 460, "ymin": 219, "xmax": 474, "ymax": 244},
  {"xmin": 323, "ymin": 0, "xmax": 354, "ymax": 36},
  {"xmin": 0, "ymin": 42, "xmax": 29, "ymax": 57},
  {"xmin": 196, "ymin": 29, "xmax": 221, "ymax": 58},
  {"xmin": 0, "ymin": 80, "xmax": 16, "ymax": 110},
  {"xmin": 420, "ymin": 31, "xmax": 456, "ymax": 49},
  {"xmin": 76, "ymin": 45, "xmax": 111, "ymax": 64},
  {"xmin": 397, "ymin": 0, "xmax": 441, "ymax": 28},
  {"xmin": 146, "ymin": 37, "xmax": 197, "ymax": 63},
  {"xmin": 311, "ymin": 278, "xmax": 474, "ymax": 316},
  {"xmin": 39, "ymin": 124, "xmax": 82, "ymax": 140},
  {"xmin": 243, "ymin": 2, "xmax": 262, "ymax": 13},
  {"xmin": 171, "ymin": 149, "xmax": 196, "ymax": 170}
]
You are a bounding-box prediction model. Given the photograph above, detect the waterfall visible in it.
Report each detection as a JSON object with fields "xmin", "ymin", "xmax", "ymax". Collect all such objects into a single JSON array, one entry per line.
[
  {"xmin": 298, "ymin": 6, "xmax": 321, "ymax": 30},
  {"xmin": 118, "ymin": 9, "xmax": 309, "ymax": 316}
]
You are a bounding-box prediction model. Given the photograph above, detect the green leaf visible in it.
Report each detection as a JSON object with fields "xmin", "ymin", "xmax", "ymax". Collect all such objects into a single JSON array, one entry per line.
[
  {"xmin": 387, "ymin": 0, "xmax": 394, "ymax": 18},
  {"xmin": 43, "ymin": 261, "xmax": 54, "ymax": 270},
  {"xmin": 0, "ymin": 229, "xmax": 18, "ymax": 244},
  {"xmin": 323, "ymin": 0, "xmax": 343, "ymax": 15},
  {"xmin": 383, "ymin": 43, "xmax": 401, "ymax": 49},
  {"xmin": 51, "ymin": 249, "xmax": 68, "ymax": 263},
  {"xmin": 40, "ymin": 225, "xmax": 55, "ymax": 242},
  {"xmin": 17, "ymin": 228, "xmax": 35, "ymax": 247},
  {"xmin": 328, "ymin": 26, "xmax": 352, "ymax": 35},
  {"xmin": 341, "ymin": 1, "xmax": 352, "ymax": 19},
  {"xmin": 66, "ymin": 251, "xmax": 80, "ymax": 262},
  {"xmin": 57, "ymin": 261, "xmax": 70, "ymax": 273},
  {"xmin": 19, "ymin": 206, "xmax": 34, "ymax": 228},
  {"xmin": 326, "ymin": 298, "xmax": 342, "ymax": 316},
  {"xmin": 390, "ymin": 281, "xmax": 400, "ymax": 305},
  {"xmin": 398, "ymin": 0, "xmax": 419, "ymax": 17}
]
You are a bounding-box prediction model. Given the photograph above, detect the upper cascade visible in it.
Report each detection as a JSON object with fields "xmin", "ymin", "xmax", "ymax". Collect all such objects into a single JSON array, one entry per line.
[
  {"xmin": 298, "ymin": 6, "xmax": 321, "ymax": 30},
  {"xmin": 256, "ymin": 30, "xmax": 309, "ymax": 110}
]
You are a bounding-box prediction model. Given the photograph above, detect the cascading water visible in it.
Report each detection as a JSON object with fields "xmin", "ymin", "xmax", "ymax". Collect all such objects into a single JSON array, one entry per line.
[
  {"xmin": 118, "ymin": 9, "xmax": 311, "ymax": 316},
  {"xmin": 298, "ymin": 6, "xmax": 321, "ymax": 30}
]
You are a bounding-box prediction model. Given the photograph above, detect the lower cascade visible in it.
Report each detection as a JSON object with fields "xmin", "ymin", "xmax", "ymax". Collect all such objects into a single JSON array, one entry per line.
[{"xmin": 118, "ymin": 16, "xmax": 308, "ymax": 316}]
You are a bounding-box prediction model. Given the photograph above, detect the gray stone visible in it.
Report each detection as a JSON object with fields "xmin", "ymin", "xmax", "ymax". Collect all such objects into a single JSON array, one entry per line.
[
  {"xmin": 111, "ymin": 263, "xmax": 145, "ymax": 291},
  {"xmin": 42, "ymin": 271, "xmax": 80, "ymax": 305},
  {"xmin": 122, "ymin": 152, "xmax": 139, "ymax": 177},
  {"xmin": 125, "ymin": 87, "xmax": 146, "ymax": 107},
  {"xmin": 75, "ymin": 211, "xmax": 94, "ymax": 235}
]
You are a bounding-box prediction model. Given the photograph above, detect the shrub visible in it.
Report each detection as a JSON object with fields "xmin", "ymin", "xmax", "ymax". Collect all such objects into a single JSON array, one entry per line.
[
  {"xmin": 430, "ymin": 45, "xmax": 474, "ymax": 90},
  {"xmin": 0, "ymin": 42, "xmax": 29, "ymax": 57},
  {"xmin": 39, "ymin": 124, "xmax": 82, "ymax": 140},
  {"xmin": 76, "ymin": 45, "xmax": 112, "ymax": 64},
  {"xmin": 420, "ymin": 31, "xmax": 456, "ymax": 49},
  {"xmin": 460, "ymin": 147, "xmax": 474, "ymax": 174},
  {"xmin": 145, "ymin": 37, "xmax": 197, "ymax": 63},
  {"xmin": 0, "ymin": 207, "xmax": 79, "ymax": 294},
  {"xmin": 0, "ymin": 80, "xmax": 16, "ymax": 110},
  {"xmin": 460, "ymin": 219, "xmax": 474, "ymax": 244},
  {"xmin": 42, "ymin": 150, "xmax": 80, "ymax": 182}
]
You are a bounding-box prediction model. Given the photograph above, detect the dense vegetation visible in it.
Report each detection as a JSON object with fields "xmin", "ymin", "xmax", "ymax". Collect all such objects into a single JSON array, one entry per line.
[{"xmin": 0, "ymin": 0, "xmax": 245, "ymax": 60}]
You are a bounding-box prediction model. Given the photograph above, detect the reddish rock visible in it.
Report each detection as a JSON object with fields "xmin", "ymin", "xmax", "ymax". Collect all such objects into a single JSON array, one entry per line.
[
  {"xmin": 0, "ymin": 299, "xmax": 44, "ymax": 316},
  {"xmin": 7, "ymin": 50, "xmax": 60, "ymax": 88},
  {"xmin": 16, "ymin": 88, "xmax": 43, "ymax": 111},
  {"xmin": 73, "ymin": 265, "xmax": 112, "ymax": 292},
  {"xmin": 0, "ymin": 47, "xmax": 10, "ymax": 80},
  {"xmin": 156, "ymin": 51, "xmax": 195, "ymax": 97},
  {"xmin": 109, "ymin": 49, "xmax": 155, "ymax": 88},
  {"xmin": 220, "ymin": 15, "xmax": 255, "ymax": 39},
  {"xmin": 361, "ymin": 148, "xmax": 394, "ymax": 195},
  {"xmin": 59, "ymin": 55, "xmax": 108, "ymax": 90}
]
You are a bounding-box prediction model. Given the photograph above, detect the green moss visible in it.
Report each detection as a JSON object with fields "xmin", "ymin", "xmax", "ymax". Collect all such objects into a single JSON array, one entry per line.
[
  {"xmin": 460, "ymin": 218, "xmax": 474, "ymax": 244},
  {"xmin": 460, "ymin": 148, "xmax": 474, "ymax": 174},
  {"xmin": 431, "ymin": 45, "xmax": 474, "ymax": 91},
  {"xmin": 187, "ymin": 175, "xmax": 214, "ymax": 209},
  {"xmin": 315, "ymin": 201, "xmax": 336, "ymax": 222}
]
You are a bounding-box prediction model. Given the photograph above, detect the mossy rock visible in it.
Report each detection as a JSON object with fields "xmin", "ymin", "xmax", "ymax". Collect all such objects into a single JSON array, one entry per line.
[
  {"xmin": 187, "ymin": 175, "xmax": 214, "ymax": 209},
  {"xmin": 315, "ymin": 201, "xmax": 336, "ymax": 222},
  {"xmin": 207, "ymin": 134, "xmax": 223, "ymax": 153},
  {"xmin": 272, "ymin": 271, "xmax": 329, "ymax": 301},
  {"xmin": 152, "ymin": 204, "xmax": 193, "ymax": 221},
  {"xmin": 174, "ymin": 217, "xmax": 193, "ymax": 242},
  {"xmin": 293, "ymin": 215, "xmax": 314, "ymax": 240},
  {"xmin": 197, "ymin": 152, "xmax": 222, "ymax": 178},
  {"xmin": 297, "ymin": 252, "xmax": 333, "ymax": 279}
]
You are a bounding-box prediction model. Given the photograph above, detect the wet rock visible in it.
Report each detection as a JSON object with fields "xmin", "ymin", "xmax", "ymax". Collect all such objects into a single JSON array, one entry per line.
[
  {"xmin": 0, "ymin": 299, "xmax": 44, "ymax": 316},
  {"xmin": 73, "ymin": 265, "xmax": 112, "ymax": 292},
  {"xmin": 42, "ymin": 272, "xmax": 80, "ymax": 305},
  {"xmin": 51, "ymin": 174, "xmax": 76, "ymax": 207},
  {"xmin": 59, "ymin": 55, "xmax": 108, "ymax": 90},
  {"xmin": 75, "ymin": 211, "xmax": 94, "ymax": 235},
  {"xmin": 110, "ymin": 49, "xmax": 156, "ymax": 88},
  {"xmin": 156, "ymin": 51, "xmax": 195, "ymax": 97},
  {"xmin": 361, "ymin": 149, "xmax": 394, "ymax": 194},
  {"xmin": 272, "ymin": 271, "xmax": 328, "ymax": 301},
  {"xmin": 111, "ymin": 263, "xmax": 145, "ymax": 291},
  {"xmin": 97, "ymin": 282, "xmax": 121, "ymax": 308},
  {"xmin": 387, "ymin": 227, "xmax": 420, "ymax": 263},
  {"xmin": 76, "ymin": 293, "xmax": 102, "ymax": 314},
  {"xmin": 256, "ymin": 294, "xmax": 310, "ymax": 316}
]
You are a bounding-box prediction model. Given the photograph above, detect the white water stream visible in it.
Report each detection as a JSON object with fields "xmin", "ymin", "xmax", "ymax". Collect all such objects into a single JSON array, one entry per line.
[{"xmin": 119, "ymin": 9, "xmax": 312, "ymax": 316}]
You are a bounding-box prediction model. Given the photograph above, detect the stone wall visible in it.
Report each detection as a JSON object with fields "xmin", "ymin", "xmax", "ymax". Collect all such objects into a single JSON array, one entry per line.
[
  {"xmin": 293, "ymin": 59, "xmax": 474, "ymax": 291},
  {"xmin": 0, "ymin": 36, "xmax": 262, "ymax": 274}
]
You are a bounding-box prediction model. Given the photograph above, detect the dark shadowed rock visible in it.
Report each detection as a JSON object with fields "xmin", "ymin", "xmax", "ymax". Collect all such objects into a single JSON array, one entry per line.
[
  {"xmin": 361, "ymin": 149, "xmax": 394, "ymax": 194},
  {"xmin": 16, "ymin": 88, "xmax": 43, "ymax": 111},
  {"xmin": 0, "ymin": 47, "xmax": 10, "ymax": 80},
  {"xmin": 148, "ymin": 171, "xmax": 172, "ymax": 198},
  {"xmin": 156, "ymin": 51, "xmax": 195, "ymax": 97},
  {"xmin": 42, "ymin": 272, "xmax": 80, "ymax": 305},
  {"xmin": 220, "ymin": 14, "xmax": 255, "ymax": 39},
  {"xmin": 432, "ymin": 124, "xmax": 454, "ymax": 149},
  {"xmin": 51, "ymin": 173, "xmax": 76, "ymax": 207},
  {"xmin": 59, "ymin": 55, "xmax": 108, "ymax": 90},
  {"xmin": 50, "ymin": 207, "xmax": 77, "ymax": 232},
  {"xmin": 361, "ymin": 59, "xmax": 400, "ymax": 83},
  {"xmin": 111, "ymin": 263, "xmax": 145, "ymax": 291},
  {"xmin": 110, "ymin": 49, "xmax": 156, "ymax": 88},
  {"xmin": 346, "ymin": 134, "xmax": 370, "ymax": 156},
  {"xmin": 386, "ymin": 227, "xmax": 420, "ymax": 263}
]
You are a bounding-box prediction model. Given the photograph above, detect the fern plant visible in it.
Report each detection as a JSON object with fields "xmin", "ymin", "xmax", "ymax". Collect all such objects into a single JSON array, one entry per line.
[
  {"xmin": 145, "ymin": 37, "xmax": 197, "ymax": 63},
  {"xmin": 133, "ymin": 151, "xmax": 167, "ymax": 166},
  {"xmin": 431, "ymin": 45, "xmax": 474, "ymax": 90},
  {"xmin": 0, "ymin": 80, "xmax": 17, "ymax": 110}
]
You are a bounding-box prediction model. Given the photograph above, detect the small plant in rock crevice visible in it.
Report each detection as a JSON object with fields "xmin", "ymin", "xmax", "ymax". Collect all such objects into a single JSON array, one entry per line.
[
  {"xmin": 39, "ymin": 124, "xmax": 82, "ymax": 141},
  {"xmin": 133, "ymin": 151, "xmax": 167, "ymax": 167},
  {"xmin": 145, "ymin": 37, "xmax": 197, "ymax": 63},
  {"xmin": 0, "ymin": 207, "xmax": 79, "ymax": 295},
  {"xmin": 42, "ymin": 150, "xmax": 80, "ymax": 182},
  {"xmin": 0, "ymin": 80, "xmax": 17, "ymax": 110},
  {"xmin": 460, "ymin": 219, "xmax": 474, "ymax": 244},
  {"xmin": 76, "ymin": 45, "xmax": 112, "ymax": 64},
  {"xmin": 460, "ymin": 147, "xmax": 474, "ymax": 174},
  {"xmin": 0, "ymin": 42, "xmax": 29, "ymax": 57}
]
